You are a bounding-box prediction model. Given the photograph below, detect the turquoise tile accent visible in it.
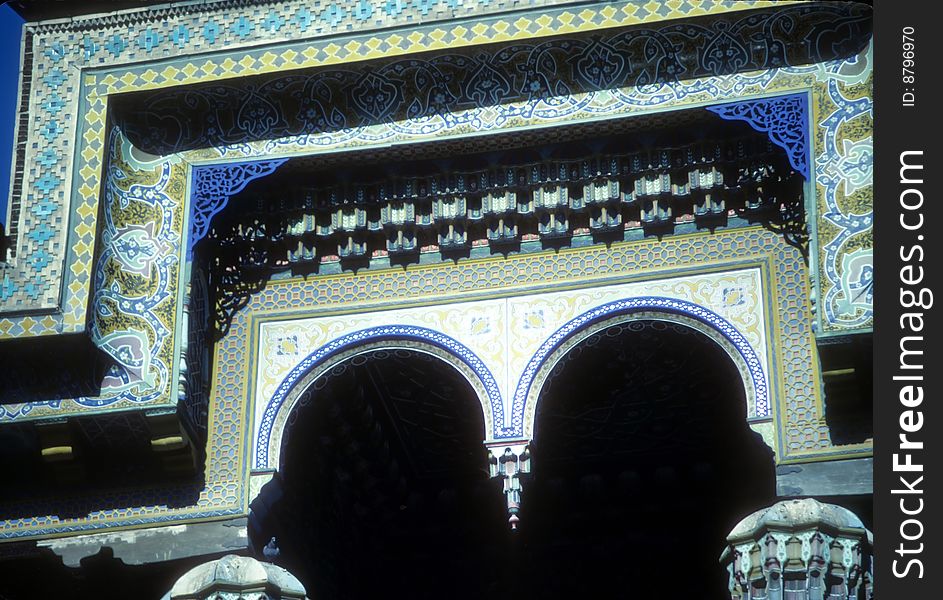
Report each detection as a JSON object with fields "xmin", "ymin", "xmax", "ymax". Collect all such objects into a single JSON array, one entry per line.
[
  {"xmin": 27, "ymin": 227, "xmax": 56, "ymax": 244},
  {"xmin": 385, "ymin": 0, "xmax": 406, "ymax": 17},
  {"xmin": 322, "ymin": 4, "xmax": 346, "ymax": 28},
  {"xmin": 42, "ymin": 94, "xmax": 65, "ymax": 115},
  {"xmin": 22, "ymin": 277, "xmax": 47, "ymax": 299},
  {"xmin": 40, "ymin": 120, "xmax": 63, "ymax": 142},
  {"xmin": 263, "ymin": 11, "xmax": 286, "ymax": 32},
  {"xmin": 232, "ymin": 16, "xmax": 255, "ymax": 38},
  {"xmin": 30, "ymin": 199, "xmax": 57, "ymax": 218},
  {"xmin": 0, "ymin": 275, "xmax": 17, "ymax": 302},
  {"xmin": 82, "ymin": 34, "xmax": 99, "ymax": 60},
  {"xmin": 105, "ymin": 34, "xmax": 126, "ymax": 56},
  {"xmin": 293, "ymin": 7, "xmax": 313, "ymax": 31},
  {"xmin": 29, "ymin": 249, "xmax": 53, "ymax": 272},
  {"xmin": 43, "ymin": 41, "xmax": 66, "ymax": 63},
  {"xmin": 137, "ymin": 28, "xmax": 163, "ymax": 52},
  {"xmin": 354, "ymin": 0, "xmax": 375, "ymax": 21},
  {"xmin": 203, "ymin": 22, "xmax": 220, "ymax": 44},
  {"xmin": 35, "ymin": 173, "xmax": 61, "ymax": 196},
  {"xmin": 42, "ymin": 69, "xmax": 66, "ymax": 88},
  {"xmin": 171, "ymin": 25, "xmax": 190, "ymax": 49},
  {"xmin": 37, "ymin": 148, "xmax": 59, "ymax": 168},
  {"xmin": 415, "ymin": 0, "xmax": 439, "ymax": 16}
]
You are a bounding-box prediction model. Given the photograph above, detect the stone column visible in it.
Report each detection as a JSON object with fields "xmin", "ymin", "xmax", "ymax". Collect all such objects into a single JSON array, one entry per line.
[
  {"xmin": 162, "ymin": 554, "xmax": 307, "ymax": 600},
  {"xmin": 720, "ymin": 498, "xmax": 872, "ymax": 600}
]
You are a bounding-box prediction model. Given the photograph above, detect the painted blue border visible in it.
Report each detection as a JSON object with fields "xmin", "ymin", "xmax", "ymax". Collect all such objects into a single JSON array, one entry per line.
[
  {"xmin": 187, "ymin": 158, "xmax": 289, "ymax": 259},
  {"xmin": 706, "ymin": 92, "xmax": 810, "ymax": 179},
  {"xmin": 511, "ymin": 296, "xmax": 769, "ymax": 436},
  {"xmin": 255, "ymin": 324, "xmax": 504, "ymax": 468}
]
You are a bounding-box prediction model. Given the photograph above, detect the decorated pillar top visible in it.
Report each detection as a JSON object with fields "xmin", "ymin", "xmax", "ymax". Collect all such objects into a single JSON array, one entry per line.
[
  {"xmin": 721, "ymin": 498, "xmax": 872, "ymax": 600},
  {"xmin": 163, "ymin": 554, "xmax": 307, "ymax": 600}
]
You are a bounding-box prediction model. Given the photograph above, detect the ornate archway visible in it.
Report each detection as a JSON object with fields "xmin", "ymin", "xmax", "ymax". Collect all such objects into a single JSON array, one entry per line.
[
  {"xmin": 254, "ymin": 325, "xmax": 502, "ymax": 471},
  {"xmin": 249, "ymin": 347, "xmax": 508, "ymax": 600},
  {"xmin": 515, "ymin": 297, "xmax": 770, "ymax": 441},
  {"xmin": 521, "ymin": 316, "xmax": 777, "ymax": 599}
]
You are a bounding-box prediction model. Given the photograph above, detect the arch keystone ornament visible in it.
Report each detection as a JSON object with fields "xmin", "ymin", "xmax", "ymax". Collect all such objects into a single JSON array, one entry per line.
[
  {"xmin": 162, "ymin": 554, "xmax": 308, "ymax": 600},
  {"xmin": 720, "ymin": 499, "xmax": 872, "ymax": 600}
]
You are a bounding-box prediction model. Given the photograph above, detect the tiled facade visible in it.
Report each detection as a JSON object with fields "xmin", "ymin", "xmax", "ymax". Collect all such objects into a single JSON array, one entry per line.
[{"xmin": 0, "ymin": 0, "xmax": 872, "ymax": 542}]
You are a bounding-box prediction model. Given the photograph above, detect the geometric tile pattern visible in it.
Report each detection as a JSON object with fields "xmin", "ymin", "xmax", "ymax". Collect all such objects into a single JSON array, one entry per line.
[
  {"xmin": 0, "ymin": 0, "xmax": 792, "ymax": 328},
  {"xmin": 115, "ymin": 11, "xmax": 867, "ymax": 157},
  {"xmin": 1, "ymin": 130, "xmax": 186, "ymax": 419},
  {"xmin": 1, "ymin": 0, "xmax": 868, "ymax": 345},
  {"xmin": 232, "ymin": 227, "xmax": 865, "ymax": 470},
  {"xmin": 0, "ymin": 2, "xmax": 868, "ymax": 353},
  {"xmin": 0, "ymin": 0, "xmax": 796, "ymax": 333},
  {"xmin": 512, "ymin": 296, "xmax": 770, "ymax": 430},
  {"xmin": 0, "ymin": 227, "xmax": 869, "ymax": 540},
  {"xmin": 256, "ymin": 324, "xmax": 505, "ymax": 468},
  {"xmin": 813, "ymin": 72, "xmax": 874, "ymax": 333}
]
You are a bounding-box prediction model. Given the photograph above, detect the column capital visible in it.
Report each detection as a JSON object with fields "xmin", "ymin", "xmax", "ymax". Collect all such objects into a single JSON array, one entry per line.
[
  {"xmin": 163, "ymin": 553, "xmax": 307, "ymax": 600},
  {"xmin": 721, "ymin": 498, "xmax": 872, "ymax": 600}
]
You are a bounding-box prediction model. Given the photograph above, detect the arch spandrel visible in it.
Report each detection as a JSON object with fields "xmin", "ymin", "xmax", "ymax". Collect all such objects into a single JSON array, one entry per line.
[
  {"xmin": 250, "ymin": 264, "xmax": 779, "ymax": 470},
  {"xmin": 502, "ymin": 267, "xmax": 775, "ymax": 434}
]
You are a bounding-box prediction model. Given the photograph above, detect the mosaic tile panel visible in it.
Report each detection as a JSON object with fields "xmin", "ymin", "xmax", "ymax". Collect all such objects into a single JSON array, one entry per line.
[
  {"xmin": 0, "ymin": 130, "xmax": 186, "ymax": 419},
  {"xmin": 110, "ymin": 39, "xmax": 870, "ymax": 340},
  {"xmin": 0, "ymin": 2, "xmax": 871, "ymax": 423},
  {"xmin": 250, "ymin": 267, "xmax": 772, "ymax": 469},
  {"xmin": 812, "ymin": 72, "xmax": 873, "ymax": 333},
  {"xmin": 229, "ymin": 227, "xmax": 867, "ymax": 465},
  {"xmin": 168, "ymin": 49, "xmax": 870, "ymax": 337},
  {"xmin": 0, "ymin": 227, "xmax": 867, "ymax": 540},
  {"xmin": 0, "ymin": 0, "xmax": 796, "ymax": 334}
]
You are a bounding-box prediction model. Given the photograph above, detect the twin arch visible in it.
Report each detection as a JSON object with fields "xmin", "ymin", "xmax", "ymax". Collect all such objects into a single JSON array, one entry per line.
[{"xmin": 254, "ymin": 296, "xmax": 768, "ymax": 471}]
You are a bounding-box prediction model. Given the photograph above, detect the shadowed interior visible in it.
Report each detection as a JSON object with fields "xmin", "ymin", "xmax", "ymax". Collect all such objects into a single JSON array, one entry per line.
[{"xmin": 258, "ymin": 322, "xmax": 776, "ymax": 600}]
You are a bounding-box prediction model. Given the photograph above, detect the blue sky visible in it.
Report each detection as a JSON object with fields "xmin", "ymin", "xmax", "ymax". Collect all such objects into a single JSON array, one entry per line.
[{"xmin": 0, "ymin": 3, "xmax": 24, "ymax": 229}]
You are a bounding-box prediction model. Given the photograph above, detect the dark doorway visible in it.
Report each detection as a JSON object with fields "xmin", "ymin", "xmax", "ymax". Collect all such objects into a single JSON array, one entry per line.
[
  {"xmin": 262, "ymin": 349, "xmax": 508, "ymax": 600},
  {"xmin": 521, "ymin": 319, "xmax": 776, "ymax": 600}
]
